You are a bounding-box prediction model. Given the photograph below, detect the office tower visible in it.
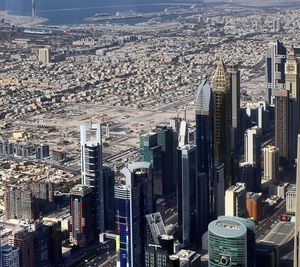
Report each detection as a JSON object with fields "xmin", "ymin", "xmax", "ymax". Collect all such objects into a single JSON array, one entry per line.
[
  {"xmin": 70, "ymin": 185, "xmax": 94, "ymax": 247},
  {"xmin": 244, "ymin": 126, "xmax": 262, "ymax": 191},
  {"xmin": 246, "ymin": 101, "xmax": 270, "ymax": 135},
  {"xmin": 275, "ymin": 89, "xmax": 289, "ymax": 164},
  {"xmin": 44, "ymin": 221, "xmax": 62, "ymax": 266},
  {"xmin": 103, "ymin": 166, "xmax": 115, "ymax": 231},
  {"xmin": 80, "ymin": 123, "xmax": 104, "ymax": 233},
  {"xmin": 195, "ymin": 79, "xmax": 212, "ymax": 232},
  {"xmin": 286, "ymin": 184, "xmax": 296, "ymax": 215},
  {"xmin": 212, "ymin": 58, "xmax": 232, "ymax": 188},
  {"xmin": 145, "ymin": 213, "xmax": 167, "ymax": 246},
  {"xmin": 208, "ymin": 219, "xmax": 247, "ymax": 267},
  {"xmin": 115, "ymin": 162, "xmax": 153, "ymax": 267},
  {"xmin": 246, "ymin": 192, "xmax": 263, "ymax": 222},
  {"xmin": 294, "ymin": 135, "xmax": 300, "ymax": 267},
  {"xmin": 265, "ymin": 40, "xmax": 286, "ymax": 104},
  {"xmin": 256, "ymin": 242, "xmax": 279, "ymax": 267},
  {"xmin": 225, "ymin": 182, "xmax": 246, "ymax": 217},
  {"xmin": 273, "ymin": 18, "xmax": 282, "ymax": 32},
  {"xmin": 239, "ymin": 162, "xmax": 255, "ymax": 192},
  {"xmin": 218, "ymin": 216, "xmax": 256, "ymax": 267},
  {"xmin": 285, "ymin": 48, "xmax": 300, "ymax": 164},
  {"xmin": 140, "ymin": 132, "xmax": 163, "ymax": 197},
  {"xmin": 1, "ymin": 244, "xmax": 19, "ymax": 267},
  {"xmin": 263, "ymin": 145, "xmax": 280, "ymax": 180},
  {"xmin": 177, "ymin": 144, "xmax": 198, "ymax": 246},
  {"xmin": 38, "ymin": 48, "xmax": 50, "ymax": 64},
  {"xmin": 145, "ymin": 246, "xmax": 178, "ymax": 267},
  {"xmin": 228, "ymin": 64, "xmax": 241, "ymax": 152},
  {"xmin": 32, "ymin": 223, "xmax": 49, "ymax": 267},
  {"xmin": 156, "ymin": 125, "xmax": 177, "ymax": 197},
  {"xmin": 9, "ymin": 229, "xmax": 35, "ymax": 267},
  {"xmin": 214, "ymin": 163, "xmax": 225, "ymax": 217}
]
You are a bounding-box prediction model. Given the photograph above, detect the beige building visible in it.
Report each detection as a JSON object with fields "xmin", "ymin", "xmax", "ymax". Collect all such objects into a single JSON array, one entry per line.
[
  {"xmin": 225, "ymin": 182, "xmax": 246, "ymax": 217},
  {"xmin": 263, "ymin": 145, "xmax": 279, "ymax": 180},
  {"xmin": 38, "ymin": 48, "xmax": 50, "ymax": 64}
]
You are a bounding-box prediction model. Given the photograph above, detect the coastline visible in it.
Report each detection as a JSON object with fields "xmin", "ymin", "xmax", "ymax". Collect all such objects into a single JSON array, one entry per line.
[{"xmin": 0, "ymin": 10, "xmax": 48, "ymax": 26}]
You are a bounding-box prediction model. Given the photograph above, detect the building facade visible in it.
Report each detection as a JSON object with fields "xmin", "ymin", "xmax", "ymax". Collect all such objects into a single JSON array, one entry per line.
[
  {"xmin": 212, "ymin": 58, "xmax": 232, "ymax": 188},
  {"xmin": 225, "ymin": 183, "xmax": 246, "ymax": 217},
  {"xmin": 263, "ymin": 146, "xmax": 280, "ymax": 180}
]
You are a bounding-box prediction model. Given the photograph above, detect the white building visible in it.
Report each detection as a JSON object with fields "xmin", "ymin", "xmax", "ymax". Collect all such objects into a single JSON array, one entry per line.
[
  {"xmin": 263, "ymin": 145, "xmax": 280, "ymax": 180},
  {"xmin": 286, "ymin": 184, "xmax": 296, "ymax": 215},
  {"xmin": 225, "ymin": 182, "xmax": 246, "ymax": 217},
  {"xmin": 38, "ymin": 48, "xmax": 50, "ymax": 64}
]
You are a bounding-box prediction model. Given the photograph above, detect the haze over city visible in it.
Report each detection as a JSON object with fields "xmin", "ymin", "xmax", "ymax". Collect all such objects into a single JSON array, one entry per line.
[{"xmin": 1, "ymin": 0, "xmax": 300, "ymax": 267}]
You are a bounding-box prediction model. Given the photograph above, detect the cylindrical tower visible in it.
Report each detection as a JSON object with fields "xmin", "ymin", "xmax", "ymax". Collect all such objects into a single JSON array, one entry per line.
[{"xmin": 208, "ymin": 219, "xmax": 247, "ymax": 267}]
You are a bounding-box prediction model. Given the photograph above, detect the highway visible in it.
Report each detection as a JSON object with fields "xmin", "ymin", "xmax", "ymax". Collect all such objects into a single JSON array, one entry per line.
[{"xmin": 256, "ymin": 200, "xmax": 286, "ymax": 240}]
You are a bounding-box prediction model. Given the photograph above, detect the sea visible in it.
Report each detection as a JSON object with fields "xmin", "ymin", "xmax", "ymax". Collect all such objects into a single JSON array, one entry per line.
[{"xmin": 0, "ymin": 0, "xmax": 203, "ymax": 25}]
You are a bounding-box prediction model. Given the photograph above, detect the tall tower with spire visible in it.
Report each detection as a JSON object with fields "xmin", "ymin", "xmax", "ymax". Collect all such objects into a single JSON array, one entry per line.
[
  {"xmin": 212, "ymin": 58, "xmax": 232, "ymax": 188},
  {"xmin": 294, "ymin": 135, "xmax": 300, "ymax": 267}
]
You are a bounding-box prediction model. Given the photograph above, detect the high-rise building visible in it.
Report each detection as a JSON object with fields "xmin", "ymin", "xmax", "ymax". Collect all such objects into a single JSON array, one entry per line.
[
  {"xmin": 145, "ymin": 246, "xmax": 178, "ymax": 267},
  {"xmin": 9, "ymin": 229, "xmax": 35, "ymax": 267},
  {"xmin": 156, "ymin": 124, "xmax": 177, "ymax": 197},
  {"xmin": 246, "ymin": 192, "xmax": 263, "ymax": 222},
  {"xmin": 44, "ymin": 221, "xmax": 62, "ymax": 267},
  {"xmin": 294, "ymin": 135, "xmax": 300, "ymax": 267},
  {"xmin": 103, "ymin": 166, "xmax": 115, "ymax": 231},
  {"xmin": 265, "ymin": 40, "xmax": 286, "ymax": 104},
  {"xmin": 69, "ymin": 185, "xmax": 94, "ymax": 247},
  {"xmin": 80, "ymin": 123, "xmax": 104, "ymax": 233},
  {"xmin": 1, "ymin": 245, "xmax": 19, "ymax": 267},
  {"xmin": 214, "ymin": 162, "xmax": 225, "ymax": 218},
  {"xmin": 228, "ymin": 64, "xmax": 241, "ymax": 152},
  {"xmin": 145, "ymin": 213, "xmax": 167, "ymax": 246},
  {"xmin": 115, "ymin": 162, "xmax": 153, "ymax": 267},
  {"xmin": 32, "ymin": 223, "xmax": 50, "ymax": 267},
  {"xmin": 263, "ymin": 145, "xmax": 280, "ymax": 181},
  {"xmin": 208, "ymin": 219, "xmax": 247, "ymax": 267},
  {"xmin": 195, "ymin": 79, "xmax": 212, "ymax": 233},
  {"xmin": 225, "ymin": 183, "xmax": 246, "ymax": 217},
  {"xmin": 140, "ymin": 132, "xmax": 163, "ymax": 197},
  {"xmin": 239, "ymin": 162, "xmax": 255, "ymax": 192},
  {"xmin": 286, "ymin": 184, "xmax": 296, "ymax": 215},
  {"xmin": 177, "ymin": 144, "xmax": 198, "ymax": 246},
  {"xmin": 38, "ymin": 48, "xmax": 50, "ymax": 65},
  {"xmin": 285, "ymin": 48, "xmax": 300, "ymax": 164},
  {"xmin": 218, "ymin": 216, "xmax": 256, "ymax": 267},
  {"xmin": 256, "ymin": 242, "xmax": 279, "ymax": 267},
  {"xmin": 275, "ymin": 89, "xmax": 289, "ymax": 164},
  {"xmin": 212, "ymin": 58, "xmax": 232, "ymax": 188},
  {"xmin": 244, "ymin": 126, "xmax": 262, "ymax": 191}
]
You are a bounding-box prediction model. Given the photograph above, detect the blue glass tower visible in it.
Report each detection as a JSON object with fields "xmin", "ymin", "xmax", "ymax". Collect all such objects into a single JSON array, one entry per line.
[{"xmin": 115, "ymin": 162, "xmax": 153, "ymax": 267}]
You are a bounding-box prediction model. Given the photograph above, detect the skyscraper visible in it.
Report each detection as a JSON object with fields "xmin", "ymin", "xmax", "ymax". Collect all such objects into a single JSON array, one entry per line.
[
  {"xmin": 212, "ymin": 58, "xmax": 232, "ymax": 188},
  {"xmin": 263, "ymin": 145, "xmax": 280, "ymax": 181},
  {"xmin": 195, "ymin": 78, "xmax": 212, "ymax": 230},
  {"xmin": 285, "ymin": 48, "xmax": 300, "ymax": 164},
  {"xmin": 115, "ymin": 162, "xmax": 153, "ymax": 267},
  {"xmin": 208, "ymin": 219, "xmax": 247, "ymax": 267},
  {"xmin": 214, "ymin": 162, "xmax": 225, "ymax": 218},
  {"xmin": 244, "ymin": 126, "xmax": 262, "ymax": 191},
  {"xmin": 177, "ymin": 144, "xmax": 198, "ymax": 246},
  {"xmin": 293, "ymin": 135, "xmax": 300, "ymax": 267},
  {"xmin": 80, "ymin": 124, "xmax": 104, "ymax": 233},
  {"xmin": 140, "ymin": 132, "xmax": 163, "ymax": 197},
  {"xmin": 225, "ymin": 183, "xmax": 246, "ymax": 218},
  {"xmin": 228, "ymin": 64, "xmax": 241, "ymax": 152},
  {"xmin": 265, "ymin": 40, "xmax": 287, "ymax": 104},
  {"xmin": 274, "ymin": 89, "xmax": 289, "ymax": 164},
  {"xmin": 69, "ymin": 185, "xmax": 94, "ymax": 247}
]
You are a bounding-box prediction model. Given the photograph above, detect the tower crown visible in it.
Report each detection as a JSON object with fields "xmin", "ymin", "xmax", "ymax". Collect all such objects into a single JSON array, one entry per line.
[
  {"xmin": 195, "ymin": 79, "xmax": 211, "ymax": 115},
  {"xmin": 212, "ymin": 57, "xmax": 229, "ymax": 92}
]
